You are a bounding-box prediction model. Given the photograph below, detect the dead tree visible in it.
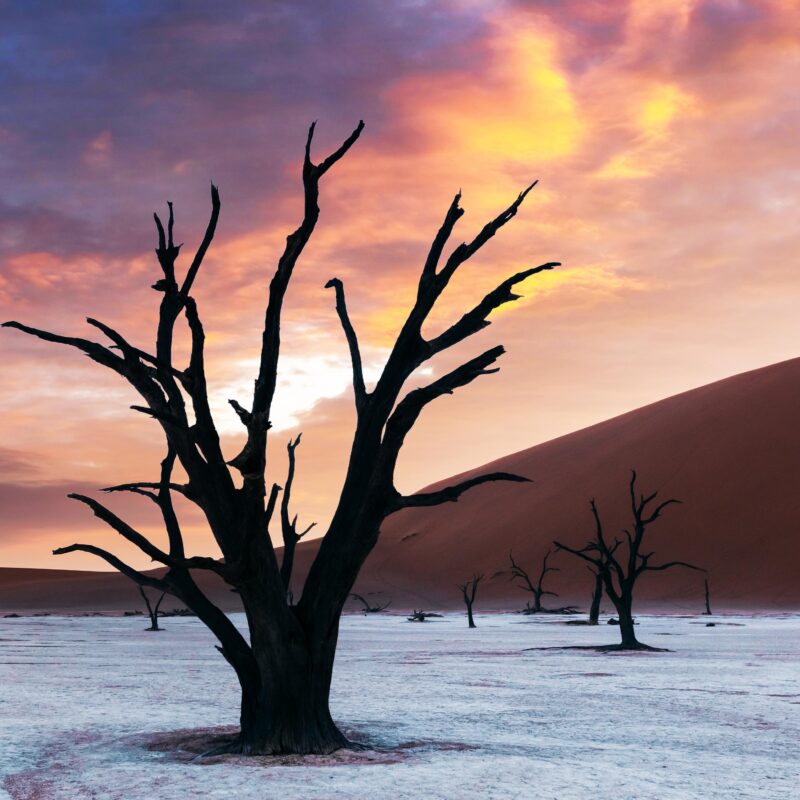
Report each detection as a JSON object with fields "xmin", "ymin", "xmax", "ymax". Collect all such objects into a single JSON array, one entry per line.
[
  {"xmin": 139, "ymin": 586, "xmax": 166, "ymax": 631},
  {"xmin": 350, "ymin": 593, "xmax": 391, "ymax": 613},
  {"xmin": 555, "ymin": 471, "xmax": 704, "ymax": 650},
  {"xmin": 458, "ymin": 573, "xmax": 483, "ymax": 628},
  {"xmin": 3, "ymin": 120, "xmax": 558, "ymax": 754},
  {"xmin": 407, "ymin": 610, "xmax": 444, "ymax": 622},
  {"xmin": 588, "ymin": 567, "xmax": 603, "ymax": 625},
  {"xmin": 509, "ymin": 549, "xmax": 559, "ymax": 613},
  {"xmin": 703, "ymin": 578, "xmax": 712, "ymax": 615}
]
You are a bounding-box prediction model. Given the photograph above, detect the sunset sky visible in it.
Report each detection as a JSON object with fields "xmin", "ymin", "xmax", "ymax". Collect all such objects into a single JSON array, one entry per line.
[{"xmin": 0, "ymin": 0, "xmax": 798, "ymax": 569}]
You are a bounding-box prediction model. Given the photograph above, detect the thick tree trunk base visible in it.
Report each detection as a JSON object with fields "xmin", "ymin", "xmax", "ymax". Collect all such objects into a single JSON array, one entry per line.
[
  {"xmin": 190, "ymin": 721, "xmax": 358, "ymax": 758},
  {"xmin": 143, "ymin": 725, "xmax": 380, "ymax": 763}
]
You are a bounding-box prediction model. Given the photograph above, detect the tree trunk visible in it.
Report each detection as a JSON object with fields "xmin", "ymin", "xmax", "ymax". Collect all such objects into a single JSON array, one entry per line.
[
  {"xmin": 237, "ymin": 662, "xmax": 348, "ymax": 755},
  {"xmin": 232, "ymin": 628, "xmax": 350, "ymax": 755},
  {"xmin": 616, "ymin": 601, "xmax": 638, "ymax": 648},
  {"xmin": 466, "ymin": 602, "xmax": 476, "ymax": 628},
  {"xmin": 589, "ymin": 572, "xmax": 602, "ymax": 625},
  {"xmin": 703, "ymin": 578, "xmax": 712, "ymax": 615},
  {"xmin": 146, "ymin": 611, "xmax": 161, "ymax": 631}
]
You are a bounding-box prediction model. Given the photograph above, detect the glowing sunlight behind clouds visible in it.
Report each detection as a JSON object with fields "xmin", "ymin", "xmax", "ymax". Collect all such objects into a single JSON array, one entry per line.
[{"xmin": 0, "ymin": 0, "xmax": 798, "ymax": 567}]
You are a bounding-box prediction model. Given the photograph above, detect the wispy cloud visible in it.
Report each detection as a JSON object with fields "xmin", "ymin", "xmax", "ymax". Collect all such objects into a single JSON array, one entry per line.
[{"xmin": 1, "ymin": 0, "xmax": 798, "ymax": 567}]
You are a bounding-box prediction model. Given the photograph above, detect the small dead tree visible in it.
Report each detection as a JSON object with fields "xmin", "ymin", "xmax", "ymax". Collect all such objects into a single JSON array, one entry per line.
[
  {"xmin": 4, "ymin": 121, "xmax": 558, "ymax": 754},
  {"xmin": 350, "ymin": 593, "xmax": 391, "ymax": 613},
  {"xmin": 587, "ymin": 566, "xmax": 604, "ymax": 625},
  {"xmin": 509, "ymin": 549, "xmax": 559, "ymax": 613},
  {"xmin": 407, "ymin": 610, "xmax": 443, "ymax": 622},
  {"xmin": 555, "ymin": 471, "xmax": 704, "ymax": 650},
  {"xmin": 703, "ymin": 578, "xmax": 712, "ymax": 615},
  {"xmin": 458, "ymin": 573, "xmax": 483, "ymax": 628},
  {"xmin": 139, "ymin": 586, "xmax": 166, "ymax": 631}
]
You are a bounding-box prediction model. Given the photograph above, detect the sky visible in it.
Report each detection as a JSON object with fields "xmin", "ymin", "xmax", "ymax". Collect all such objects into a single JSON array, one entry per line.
[{"xmin": 0, "ymin": 0, "xmax": 798, "ymax": 569}]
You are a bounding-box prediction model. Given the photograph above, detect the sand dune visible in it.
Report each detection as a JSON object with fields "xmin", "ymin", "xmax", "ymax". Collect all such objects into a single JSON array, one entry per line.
[{"xmin": 3, "ymin": 357, "xmax": 800, "ymax": 613}]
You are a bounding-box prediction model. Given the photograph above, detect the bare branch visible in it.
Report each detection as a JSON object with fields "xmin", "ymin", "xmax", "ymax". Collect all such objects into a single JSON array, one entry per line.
[
  {"xmin": 438, "ymin": 180, "xmax": 539, "ymax": 283},
  {"xmin": 232, "ymin": 120, "xmax": 364, "ymax": 482},
  {"xmin": 419, "ymin": 192, "xmax": 464, "ymax": 284},
  {"xmin": 325, "ymin": 278, "xmax": 366, "ymax": 410},
  {"xmin": 641, "ymin": 498, "xmax": 681, "ymax": 525},
  {"xmin": 312, "ymin": 120, "xmax": 365, "ymax": 176},
  {"xmin": 392, "ymin": 472, "xmax": 530, "ymax": 511},
  {"xmin": 103, "ymin": 481, "xmax": 193, "ymax": 500},
  {"xmin": 553, "ymin": 540, "xmax": 603, "ymax": 567},
  {"xmin": 180, "ymin": 183, "xmax": 221, "ymax": 296},
  {"xmin": 382, "ymin": 346, "xmax": 506, "ymax": 465},
  {"xmin": 52, "ymin": 544, "xmax": 168, "ymax": 591},
  {"xmin": 427, "ymin": 262, "xmax": 558, "ymax": 356},
  {"xmin": 642, "ymin": 560, "xmax": 705, "ymax": 574},
  {"xmin": 67, "ymin": 493, "xmax": 171, "ymax": 565}
]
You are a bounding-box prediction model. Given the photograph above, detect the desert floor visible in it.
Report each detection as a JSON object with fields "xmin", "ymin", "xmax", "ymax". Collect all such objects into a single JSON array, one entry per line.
[{"xmin": 1, "ymin": 611, "xmax": 798, "ymax": 799}]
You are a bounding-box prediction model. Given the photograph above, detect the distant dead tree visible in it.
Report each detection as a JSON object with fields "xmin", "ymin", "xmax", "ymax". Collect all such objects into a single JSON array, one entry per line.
[
  {"xmin": 509, "ymin": 549, "xmax": 559, "ymax": 613},
  {"xmin": 138, "ymin": 586, "xmax": 166, "ymax": 632},
  {"xmin": 703, "ymin": 578, "xmax": 712, "ymax": 615},
  {"xmin": 3, "ymin": 120, "xmax": 557, "ymax": 754},
  {"xmin": 407, "ymin": 610, "xmax": 444, "ymax": 622},
  {"xmin": 350, "ymin": 593, "xmax": 391, "ymax": 613},
  {"xmin": 587, "ymin": 566, "xmax": 604, "ymax": 625},
  {"xmin": 555, "ymin": 471, "xmax": 704, "ymax": 650},
  {"xmin": 458, "ymin": 573, "xmax": 483, "ymax": 628}
]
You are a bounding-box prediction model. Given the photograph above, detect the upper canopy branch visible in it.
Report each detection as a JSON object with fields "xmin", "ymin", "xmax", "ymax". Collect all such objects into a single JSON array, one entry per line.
[
  {"xmin": 325, "ymin": 278, "xmax": 367, "ymax": 411},
  {"xmin": 437, "ymin": 180, "xmax": 538, "ymax": 284},
  {"xmin": 181, "ymin": 184, "xmax": 221, "ymax": 297},
  {"xmin": 426, "ymin": 262, "xmax": 558, "ymax": 357},
  {"xmin": 381, "ymin": 345, "xmax": 506, "ymax": 465},
  {"xmin": 230, "ymin": 120, "xmax": 364, "ymax": 481},
  {"xmin": 419, "ymin": 192, "xmax": 465, "ymax": 288}
]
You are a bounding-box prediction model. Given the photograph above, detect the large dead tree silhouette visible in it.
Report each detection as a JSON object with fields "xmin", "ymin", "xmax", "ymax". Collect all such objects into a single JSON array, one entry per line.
[
  {"xmin": 509, "ymin": 549, "xmax": 558, "ymax": 613},
  {"xmin": 555, "ymin": 471, "xmax": 703, "ymax": 650},
  {"xmin": 3, "ymin": 121, "xmax": 558, "ymax": 754},
  {"xmin": 458, "ymin": 573, "xmax": 483, "ymax": 628}
]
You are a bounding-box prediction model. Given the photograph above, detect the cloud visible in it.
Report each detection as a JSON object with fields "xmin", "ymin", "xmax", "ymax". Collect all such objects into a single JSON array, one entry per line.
[{"xmin": 1, "ymin": 0, "xmax": 798, "ymax": 567}]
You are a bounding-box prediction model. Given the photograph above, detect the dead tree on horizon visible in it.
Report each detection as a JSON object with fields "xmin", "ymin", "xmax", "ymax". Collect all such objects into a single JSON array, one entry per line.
[
  {"xmin": 555, "ymin": 471, "xmax": 704, "ymax": 650},
  {"xmin": 350, "ymin": 593, "xmax": 391, "ymax": 613},
  {"xmin": 139, "ymin": 586, "xmax": 166, "ymax": 632},
  {"xmin": 458, "ymin": 573, "xmax": 483, "ymax": 628},
  {"xmin": 509, "ymin": 549, "xmax": 559, "ymax": 613},
  {"xmin": 587, "ymin": 566, "xmax": 603, "ymax": 625},
  {"xmin": 703, "ymin": 578, "xmax": 712, "ymax": 615},
  {"xmin": 4, "ymin": 120, "xmax": 558, "ymax": 755},
  {"xmin": 407, "ymin": 610, "xmax": 444, "ymax": 622}
]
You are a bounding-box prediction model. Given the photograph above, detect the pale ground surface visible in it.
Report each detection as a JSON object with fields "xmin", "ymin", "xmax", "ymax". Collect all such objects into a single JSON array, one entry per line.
[{"xmin": 0, "ymin": 612, "xmax": 798, "ymax": 800}]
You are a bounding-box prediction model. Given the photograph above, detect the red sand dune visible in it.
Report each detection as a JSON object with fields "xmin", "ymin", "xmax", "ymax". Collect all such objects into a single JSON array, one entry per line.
[{"xmin": 2, "ymin": 357, "xmax": 800, "ymax": 614}]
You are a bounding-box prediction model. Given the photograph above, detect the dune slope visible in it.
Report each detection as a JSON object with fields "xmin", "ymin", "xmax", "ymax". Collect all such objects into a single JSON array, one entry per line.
[{"xmin": 2, "ymin": 357, "xmax": 799, "ymax": 613}]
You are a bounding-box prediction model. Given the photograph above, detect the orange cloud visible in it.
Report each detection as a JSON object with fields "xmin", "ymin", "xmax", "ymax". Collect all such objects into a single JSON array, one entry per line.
[{"xmin": 1, "ymin": 0, "xmax": 799, "ymax": 568}]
